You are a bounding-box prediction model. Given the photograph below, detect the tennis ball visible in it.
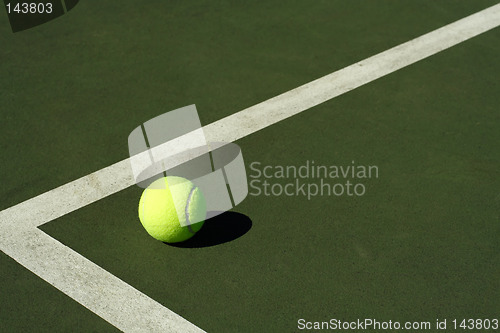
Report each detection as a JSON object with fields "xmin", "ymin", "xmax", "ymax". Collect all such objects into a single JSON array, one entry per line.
[{"xmin": 138, "ymin": 176, "xmax": 206, "ymax": 243}]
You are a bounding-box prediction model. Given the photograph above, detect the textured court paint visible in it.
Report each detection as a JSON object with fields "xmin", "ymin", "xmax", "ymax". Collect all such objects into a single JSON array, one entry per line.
[
  {"xmin": 0, "ymin": 223, "xmax": 205, "ymax": 333},
  {"xmin": 204, "ymin": 3, "xmax": 500, "ymax": 144},
  {"xmin": 1, "ymin": 4, "xmax": 500, "ymax": 332}
]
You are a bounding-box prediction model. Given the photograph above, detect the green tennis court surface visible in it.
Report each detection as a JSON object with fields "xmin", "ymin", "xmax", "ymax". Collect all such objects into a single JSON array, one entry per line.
[{"xmin": 1, "ymin": 1, "xmax": 499, "ymax": 332}]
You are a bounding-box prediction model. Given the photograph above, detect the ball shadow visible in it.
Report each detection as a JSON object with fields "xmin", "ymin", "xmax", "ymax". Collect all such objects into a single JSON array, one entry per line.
[{"xmin": 167, "ymin": 211, "xmax": 252, "ymax": 248}]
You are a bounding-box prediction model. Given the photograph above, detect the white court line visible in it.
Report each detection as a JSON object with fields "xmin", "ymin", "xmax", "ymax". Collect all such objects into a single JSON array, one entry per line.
[{"xmin": 1, "ymin": 4, "xmax": 500, "ymax": 332}]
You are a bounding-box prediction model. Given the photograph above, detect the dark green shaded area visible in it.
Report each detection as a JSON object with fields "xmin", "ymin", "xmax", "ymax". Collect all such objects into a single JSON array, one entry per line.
[
  {"xmin": 4, "ymin": 1, "xmax": 65, "ymax": 32},
  {"xmin": 2, "ymin": 1, "xmax": 499, "ymax": 332},
  {"xmin": 64, "ymin": 0, "xmax": 79, "ymax": 12}
]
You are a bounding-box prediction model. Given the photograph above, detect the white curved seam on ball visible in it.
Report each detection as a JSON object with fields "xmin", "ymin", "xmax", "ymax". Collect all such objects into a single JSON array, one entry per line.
[
  {"xmin": 185, "ymin": 186, "xmax": 197, "ymax": 234},
  {"xmin": 164, "ymin": 177, "xmax": 170, "ymax": 227},
  {"xmin": 141, "ymin": 188, "xmax": 148, "ymax": 224}
]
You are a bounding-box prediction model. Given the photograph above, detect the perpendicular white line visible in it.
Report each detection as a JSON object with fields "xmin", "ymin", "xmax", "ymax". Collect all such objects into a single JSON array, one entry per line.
[
  {"xmin": 1, "ymin": 3, "xmax": 500, "ymax": 333},
  {"xmin": 1, "ymin": 223, "xmax": 205, "ymax": 333}
]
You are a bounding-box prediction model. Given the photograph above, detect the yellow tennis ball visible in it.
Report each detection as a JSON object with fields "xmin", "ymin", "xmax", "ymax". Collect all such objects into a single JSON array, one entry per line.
[{"xmin": 138, "ymin": 176, "xmax": 206, "ymax": 243}]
